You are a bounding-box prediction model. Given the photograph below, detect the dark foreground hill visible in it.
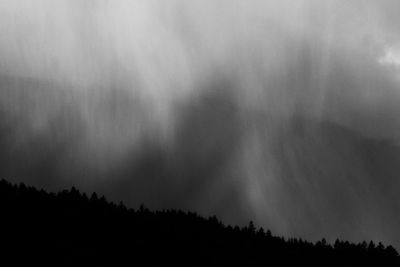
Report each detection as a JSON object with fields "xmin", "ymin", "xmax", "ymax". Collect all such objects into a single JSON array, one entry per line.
[{"xmin": 0, "ymin": 179, "xmax": 398, "ymax": 266}]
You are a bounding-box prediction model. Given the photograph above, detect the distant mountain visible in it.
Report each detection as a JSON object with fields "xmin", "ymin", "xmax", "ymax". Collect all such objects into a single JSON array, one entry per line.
[
  {"xmin": 244, "ymin": 116, "xmax": 400, "ymax": 246},
  {"xmin": 0, "ymin": 179, "xmax": 398, "ymax": 266}
]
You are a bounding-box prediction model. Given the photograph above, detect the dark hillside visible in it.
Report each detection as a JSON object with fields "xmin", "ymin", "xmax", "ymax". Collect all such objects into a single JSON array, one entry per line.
[{"xmin": 0, "ymin": 179, "xmax": 398, "ymax": 266}]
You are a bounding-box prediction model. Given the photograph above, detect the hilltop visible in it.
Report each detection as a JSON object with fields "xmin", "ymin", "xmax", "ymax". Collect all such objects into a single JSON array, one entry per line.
[{"xmin": 0, "ymin": 178, "xmax": 398, "ymax": 266}]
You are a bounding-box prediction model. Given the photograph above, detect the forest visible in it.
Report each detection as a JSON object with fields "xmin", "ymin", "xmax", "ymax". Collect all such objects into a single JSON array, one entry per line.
[{"xmin": 0, "ymin": 178, "xmax": 398, "ymax": 266}]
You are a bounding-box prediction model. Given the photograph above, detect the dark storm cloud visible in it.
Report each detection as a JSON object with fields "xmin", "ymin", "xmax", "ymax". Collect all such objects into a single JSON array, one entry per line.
[
  {"xmin": 0, "ymin": 75, "xmax": 84, "ymax": 189},
  {"xmin": 0, "ymin": 74, "xmax": 246, "ymax": 221},
  {"xmin": 1, "ymin": 0, "xmax": 400, "ymax": 249},
  {"xmin": 105, "ymin": 78, "xmax": 246, "ymax": 220}
]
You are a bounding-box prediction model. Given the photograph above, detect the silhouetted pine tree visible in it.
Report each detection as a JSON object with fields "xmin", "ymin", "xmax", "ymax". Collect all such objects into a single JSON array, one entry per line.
[{"xmin": 0, "ymin": 178, "xmax": 398, "ymax": 266}]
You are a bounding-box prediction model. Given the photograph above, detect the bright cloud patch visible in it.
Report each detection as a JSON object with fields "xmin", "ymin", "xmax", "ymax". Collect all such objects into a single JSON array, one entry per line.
[{"xmin": 378, "ymin": 47, "xmax": 400, "ymax": 68}]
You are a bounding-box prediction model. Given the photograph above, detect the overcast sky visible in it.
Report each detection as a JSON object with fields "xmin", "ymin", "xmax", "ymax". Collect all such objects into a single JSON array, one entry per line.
[{"xmin": 1, "ymin": 0, "xmax": 400, "ymax": 248}]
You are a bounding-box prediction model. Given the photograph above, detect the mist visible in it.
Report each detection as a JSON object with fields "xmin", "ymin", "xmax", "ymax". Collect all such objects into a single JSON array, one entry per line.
[{"xmin": 1, "ymin": 0, "xmax": 400, "ymax": 248}]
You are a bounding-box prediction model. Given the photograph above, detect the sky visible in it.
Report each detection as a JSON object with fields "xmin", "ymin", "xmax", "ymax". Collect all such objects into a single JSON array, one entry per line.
[{"xmin": 1, "ymin": 0, "xmax": 400, "ymax": 248}]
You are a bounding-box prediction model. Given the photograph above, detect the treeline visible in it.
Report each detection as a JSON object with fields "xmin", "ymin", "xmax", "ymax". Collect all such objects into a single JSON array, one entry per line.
[{"xmin": 0, "ymin": 178, "xmax": 398, "ymax": 266}]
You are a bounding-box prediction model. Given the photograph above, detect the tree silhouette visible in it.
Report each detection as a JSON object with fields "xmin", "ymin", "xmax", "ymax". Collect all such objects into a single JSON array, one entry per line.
[{"xmin": 0, "ymin": 178, "xmax": 398, "ymax": 266}]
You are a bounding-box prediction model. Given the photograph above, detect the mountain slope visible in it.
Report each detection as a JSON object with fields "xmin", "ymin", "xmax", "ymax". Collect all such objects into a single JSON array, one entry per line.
[
  {"xmin": 0, "ymin": 179, "xmax": 398, "ymax": 266},
  {"xmin": 242, "ymin": 115, "xmax": 400, "ymax": 247}
]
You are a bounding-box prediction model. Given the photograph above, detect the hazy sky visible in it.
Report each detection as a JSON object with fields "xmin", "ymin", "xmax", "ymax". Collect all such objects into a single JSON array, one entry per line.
[{"xmin": 1, "ymin": 0, "xmax": 400, "ymax": 248}]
